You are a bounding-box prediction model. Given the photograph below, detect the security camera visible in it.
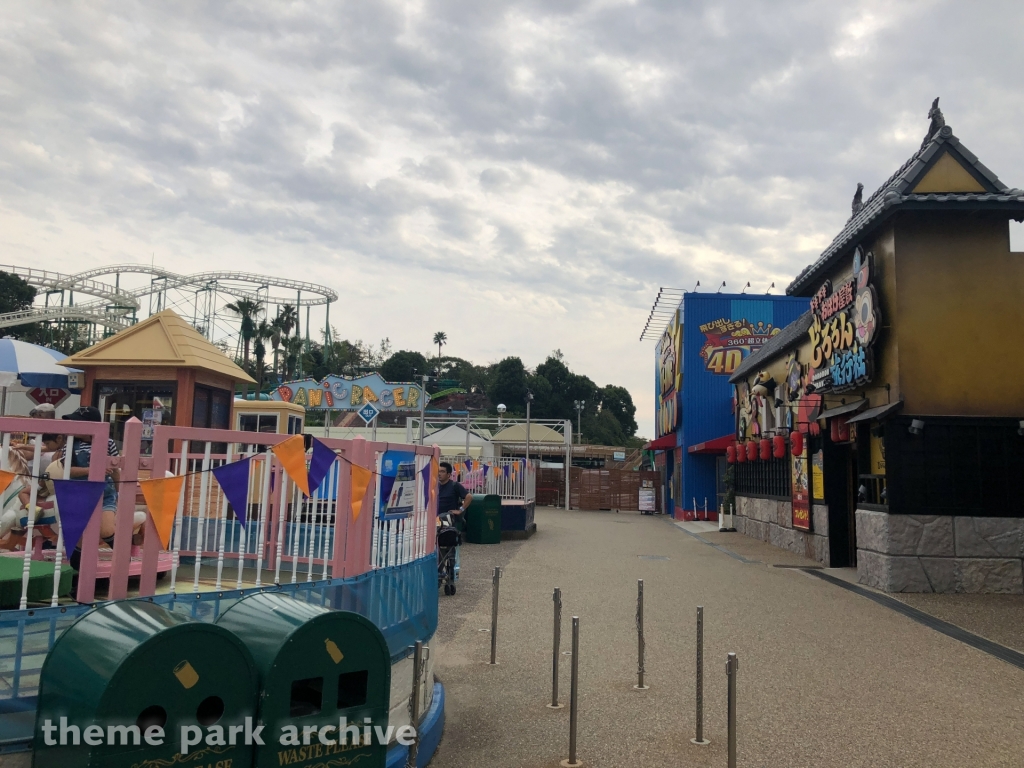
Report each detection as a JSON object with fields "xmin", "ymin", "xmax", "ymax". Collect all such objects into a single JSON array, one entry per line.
[
  {"xmin": 908, "ymin": 419, "xmax": 925, "ymax": 436},
  {"xmin": 497, "ymin": 404, "xmax": 507, "ymax": 414}
]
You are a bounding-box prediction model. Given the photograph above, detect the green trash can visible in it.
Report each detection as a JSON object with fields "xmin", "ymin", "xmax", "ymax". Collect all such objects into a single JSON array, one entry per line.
[
  {"xmin": 33, "ymin": 600, "xmax": 259, "ymax": 768},
  {"xmin": 216, "ymin": 592, "xmax": 391, "ymax": 768},
  {"xmin": 464, "ymin": 493, "xmax": 502, "ymax": 544}
]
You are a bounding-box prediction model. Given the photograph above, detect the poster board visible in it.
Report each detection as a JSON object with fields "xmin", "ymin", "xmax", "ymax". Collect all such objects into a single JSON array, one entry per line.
[{"xmin": 792, "ymin": 442, "xmax": 811, "ymax": 530}]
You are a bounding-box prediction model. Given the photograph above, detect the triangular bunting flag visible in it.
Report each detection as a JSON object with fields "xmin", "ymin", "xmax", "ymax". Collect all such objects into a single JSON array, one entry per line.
[
  {"xmin": 272, "ymin": 434, "xmax": 310, "ymax": 497},
  {"xmin": 139, "ymin": 475, "xmax": 186, "ymax": 549},
  {"xmin": 307, "ymin": 438, "xmax": 336, "ymax": 495},
  {"xmin": 419, "ymin": 463, "xmax": 430, "ymax": 504},
  {"xmin": 212, "ymin": 457, "xmax": 253, "ymax": 526},
  {"xmin": 483, "ymin": 464, "xmax": 490, "ymax": 477},
  {"xmin": 464, "ymin": 460, "xmax": 471, "ymax": 471},
  {"xmin": 52, "ymin": 479, "xmax": 106, "ymax": 562},
  {"xmin": 0, "ymin": 469, "xmax": 17, "ymax": 497},
  {"xmin": 350, "ymin": 465, "xmax": 372, "ymax": 521}
]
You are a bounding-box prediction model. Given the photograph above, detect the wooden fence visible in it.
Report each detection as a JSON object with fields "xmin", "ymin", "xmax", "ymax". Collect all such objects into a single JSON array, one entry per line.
[{"xmin": 537, "ymin": 467, "xmax": 662, "ymax": 511}]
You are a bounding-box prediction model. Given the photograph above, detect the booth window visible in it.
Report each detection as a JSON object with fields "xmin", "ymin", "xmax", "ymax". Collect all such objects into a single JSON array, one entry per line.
[
  {"xmin": 239, "ymin": 413, "xmax": 279, "ymax": 433},
  {"xmin": 193, "ymin": 386, "xmax": 231, "ymax": 430},
  {"xmin": 337, "ymin": 670, "xmax": 368, "ymax": 708},
  {"xmin": 95, "ymin": 382, "xmax": 175, "ymax": 451},
  {"xmin": 288, "ymin": 415, "xmax": 304, "ymax": 435},
  {"xmin": 290, "ymin": 677, "xmax": 323, "ymax": 717}
]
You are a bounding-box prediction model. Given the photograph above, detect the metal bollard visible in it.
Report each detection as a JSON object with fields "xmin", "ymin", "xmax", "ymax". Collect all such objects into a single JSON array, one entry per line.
[
  {"xmin": 489, "ymin": 566, "xmax": 501, "ymax": 665},
  {"xmin": 406, "ymin": 641, "xmax": 425, "ymax": 768},
  {"xmin": 691, "ymin": 606, "xmax": 709, "ymax": 745},
  {"xmin": 634, "ymin": 579, "xmax": 648, "ymax": 690},
  {"xmin": 560, "ymin": 616, "xmax": 582, "ymax": 767},
  {"xmin": 548, "ymin": 587, "xmax": 563, "ymax": 708},
  {"xmin": 727, "ymin": 652, "xmax": 739, "ymax": 768}
]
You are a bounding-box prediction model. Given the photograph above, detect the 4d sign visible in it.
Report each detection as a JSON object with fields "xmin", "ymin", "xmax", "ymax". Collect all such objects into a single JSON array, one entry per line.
[
  {"xmin": 807, "ymin": 246, "xmax": 881, "ymax": 393},
  {"xmin": 274, "ymin": 373, "xmax": 425, "ymax": 411}
]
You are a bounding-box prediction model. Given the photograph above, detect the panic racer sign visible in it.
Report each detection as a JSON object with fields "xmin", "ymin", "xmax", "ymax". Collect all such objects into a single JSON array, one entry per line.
[{"xmin": 273, "ymin": 373, "xmax": 427, "ymax": 411}]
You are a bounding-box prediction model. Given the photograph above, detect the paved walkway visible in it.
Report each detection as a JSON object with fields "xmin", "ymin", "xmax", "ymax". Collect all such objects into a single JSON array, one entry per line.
[{"xmin": 430, "ymin": 507, "xmax": 1024, "ymax": 768}]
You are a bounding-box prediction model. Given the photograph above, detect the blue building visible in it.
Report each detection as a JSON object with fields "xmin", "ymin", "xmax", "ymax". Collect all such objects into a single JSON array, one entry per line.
[{"xmin": 650, "ymin": 293, "xmax": 808, "ymax": 519}]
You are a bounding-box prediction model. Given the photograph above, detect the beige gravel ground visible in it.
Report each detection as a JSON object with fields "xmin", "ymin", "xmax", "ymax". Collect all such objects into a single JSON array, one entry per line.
[{"xmin": 429, "ymin": 506, "xmax": 1024, "ymax": 768}]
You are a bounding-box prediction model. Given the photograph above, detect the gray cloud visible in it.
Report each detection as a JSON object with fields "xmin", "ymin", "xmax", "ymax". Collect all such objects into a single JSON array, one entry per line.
[{"xmin": 2, "ymin": 0, "xmax": 1024, "ymax": 435}]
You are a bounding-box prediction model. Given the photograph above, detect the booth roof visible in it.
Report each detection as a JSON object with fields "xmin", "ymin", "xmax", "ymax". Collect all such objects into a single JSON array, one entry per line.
[
  {"xmin": 492, "ymin": 423, "xmax": 565, "ymax": 444},
  {"xmin": 61, "ymin": 310, "xmax": 255, "ymax": 384}
]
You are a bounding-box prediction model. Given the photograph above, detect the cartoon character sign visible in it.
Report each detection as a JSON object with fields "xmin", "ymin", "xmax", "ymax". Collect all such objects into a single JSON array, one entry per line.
[{"xmin": 853, "ymin": 248, "xmax": 880, "ymax": 347}]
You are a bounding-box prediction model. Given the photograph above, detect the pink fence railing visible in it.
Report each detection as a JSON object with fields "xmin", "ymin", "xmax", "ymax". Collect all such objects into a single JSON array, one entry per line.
[{"xmin": 0, "ymin": 416, "xmax": 439, "ymax": 607}]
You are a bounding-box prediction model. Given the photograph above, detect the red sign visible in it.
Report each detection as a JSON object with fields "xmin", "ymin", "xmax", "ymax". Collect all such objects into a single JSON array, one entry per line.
[{"xmin": 27, "ymin": 388, "xmax": 69, "ymax": 407}]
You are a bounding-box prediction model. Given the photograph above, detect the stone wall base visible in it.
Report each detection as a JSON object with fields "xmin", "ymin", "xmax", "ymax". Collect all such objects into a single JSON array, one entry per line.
[
  {"xmin": 856, "ymin": 509, "xmax": 1024, "ymax": 593},
  {"xmin": 735, "ymin": 496, "xmax": 830, "ymax": 566}
]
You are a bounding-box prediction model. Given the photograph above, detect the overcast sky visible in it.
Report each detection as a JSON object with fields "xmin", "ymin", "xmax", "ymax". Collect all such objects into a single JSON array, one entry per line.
[{"xmin": 3, "ymin": 1, "xmax": 1024, "ymax": 437}]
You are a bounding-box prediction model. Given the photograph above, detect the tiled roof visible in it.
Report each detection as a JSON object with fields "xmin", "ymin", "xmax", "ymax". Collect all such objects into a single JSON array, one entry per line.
[
  {"xmin": 786, "ymin": 125, "xmax": 1024, "ymax": 295},
  {"xmin": 728, "ymin": 310, "xmax": 813, "ymax": 384}
]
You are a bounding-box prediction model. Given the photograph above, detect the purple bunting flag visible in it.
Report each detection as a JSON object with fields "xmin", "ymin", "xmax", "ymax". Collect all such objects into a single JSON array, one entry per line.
[
  {"xmin": 307, "ymin": 438, "xmax": 336, "ymax": 496},
  {"xmin": 503, "ymin": 465, "xmax": 510, "ymax": 478},
  {"xmin": 464, "ymin": 460, "xmax": 472, "ymax": 471},
  {"xmin": 52, "ymin": 479, "xmax": 106, "ymax": 562},
  {"xmin": 420, "ymin": 463, "xmax": 431, "ymax": 504},
  {"xmin": 212, "ymin": 456, "xmax": 253, "ymax": 526},
  {"xmin": 483, "ymin": 465, "xmax": 490, "ymax": 477}
]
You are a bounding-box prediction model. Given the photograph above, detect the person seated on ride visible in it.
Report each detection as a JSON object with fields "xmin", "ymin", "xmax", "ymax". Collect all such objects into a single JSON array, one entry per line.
[
  {"xmin": 60, "ymin": 407, "xmax": 120, "ymax": 570},
  {"xmin": 0, "ymin": 434, "xmax": 66, "ymax": 548},
  {"xmin": 437, "ymin": 461, "xmax": 473, "ymax": 531}
]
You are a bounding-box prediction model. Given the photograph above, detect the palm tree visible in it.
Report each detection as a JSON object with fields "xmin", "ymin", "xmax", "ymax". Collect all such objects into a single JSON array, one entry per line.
[
  {"xmin": 225, "ymin": 298, "xmax": 264, "ymax": 398},
  {"xmin": 284, "ymin": 336, "xmax": 304, "ymax": 379},
  {"xmin": 433, "ymin": 331, "xmax": 447, "ymax": 363},
  {"xmin": 253, "ymin": 319, "xmax": 274, "ymax": 394},
  {"xmin": 271, "ymin": 305, "xmax": 298, "ymax": 383},
  {"xmin": 224, "ymin": 298, "xmax": 264, "ymax": 368}
]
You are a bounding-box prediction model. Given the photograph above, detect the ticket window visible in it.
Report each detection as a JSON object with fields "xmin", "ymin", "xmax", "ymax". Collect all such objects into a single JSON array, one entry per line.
[{"xmin": 95, "ymin": 382, "xmax": 176, "ymax": 452}]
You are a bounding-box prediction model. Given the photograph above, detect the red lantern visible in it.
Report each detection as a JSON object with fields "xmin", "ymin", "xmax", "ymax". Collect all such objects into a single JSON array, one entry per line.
[
  {"xmin": 737, "ymin": 442, "xmax": 747, "ymax": 463},
  {"xmin": 772, "ymin": 434, "xmax": 786, "ymax": 458},
  {"xmin": 759, "ymin": 438, "xmax": 771, "ymax": 461},
  {"xmin": 790, "ymin": 430, "xmax": 804, "ymax": 456},
  {"xmin": 746, "ymin": 441, "xmax": 758, "ymax": 462},
  {"xmin": 838, "ymin": 418, "xmax": 850, "ymax": 442},
  {"xmin": 726, "ymin": 444, "xmax": 737, "ymax": 464}
]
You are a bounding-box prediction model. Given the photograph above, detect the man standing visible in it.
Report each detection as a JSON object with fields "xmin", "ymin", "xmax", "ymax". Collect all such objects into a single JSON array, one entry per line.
[{"xmin": 437, "ymin": 462, "xmax": 472, "ymax": 526}]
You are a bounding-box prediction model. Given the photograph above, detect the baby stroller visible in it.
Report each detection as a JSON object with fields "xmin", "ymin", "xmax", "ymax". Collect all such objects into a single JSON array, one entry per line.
[{"xmin": 437, "ymin": 512, "xmax": 461, "ymax": 596}]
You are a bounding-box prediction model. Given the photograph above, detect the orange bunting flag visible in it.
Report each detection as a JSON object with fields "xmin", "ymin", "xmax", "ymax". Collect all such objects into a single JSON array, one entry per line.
[
  {"xmin": 350, "ymin": 465, "xmax": 372, "ymax": 521},
  {"xmin": 0, "ymin": 469, "xmax": 17, "ymax": 497},
  {"xmin": 272, "ymin": 434, "xmax": 310, "ymax": 497},
  {"xmin": 139, "ymin": 475, "xmax": 186, "ymax": 549}
]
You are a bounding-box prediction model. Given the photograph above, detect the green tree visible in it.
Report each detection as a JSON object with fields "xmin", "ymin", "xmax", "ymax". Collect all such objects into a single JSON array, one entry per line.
[
  {"xmin": 381, "ymin": 350, "xmax": 429, "ymax": 382},
  {"xmin": 0, "ymin": 271, "xmax": 39, "ymax": 341},
  {"xmin": 582, "ymin": 409, "xmax": 628, "ymax": 446},
  {"xmin": 599, "ymin": 385, "xmax": 638, "ymax": 437},
  {"xmin": 487, "ymin": 357, "xmax": 529, "ymax": 414}
]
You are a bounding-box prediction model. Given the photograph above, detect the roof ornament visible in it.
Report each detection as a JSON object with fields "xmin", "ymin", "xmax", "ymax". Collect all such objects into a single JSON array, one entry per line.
[
  {"xmin": 920, "ymin": 97, "xmax": 945, "ymax": 149},
  {"xmin": 851, "ymin": 182, "xmax": 864, "ymax": 216}
]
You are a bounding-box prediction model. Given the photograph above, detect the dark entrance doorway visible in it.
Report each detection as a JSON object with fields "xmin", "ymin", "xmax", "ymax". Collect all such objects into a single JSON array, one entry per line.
[{"xmin": 823, "ymin": 434, "xmax": 858, "ymax": 567}]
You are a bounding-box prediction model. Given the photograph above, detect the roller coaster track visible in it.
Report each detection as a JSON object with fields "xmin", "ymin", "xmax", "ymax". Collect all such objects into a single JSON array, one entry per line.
[
  {"xmin": 0, "ymin": 305, "xmax": 134, "ymax": 331},
  {"xmin": 71, "ymin": 265, "xmax": 338, "ymax": 306},
  {"xmin": 0, "ymin": 263, "xmax": 337, "ymax": 334}
]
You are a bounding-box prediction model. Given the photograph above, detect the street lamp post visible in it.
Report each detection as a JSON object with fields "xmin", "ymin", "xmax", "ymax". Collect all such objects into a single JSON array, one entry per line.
[{"xmin": 573, "ymin": 400, "xmax": 585, "ymax": 445}]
